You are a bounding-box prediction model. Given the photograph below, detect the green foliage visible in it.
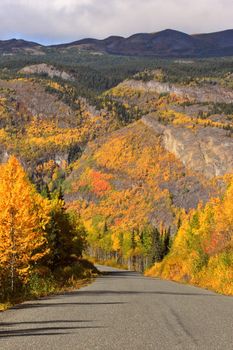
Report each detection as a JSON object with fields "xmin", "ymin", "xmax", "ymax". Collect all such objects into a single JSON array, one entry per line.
[
  {"xmin": 44, "ymin": 197, "xmax": 87, "ymax": 270},
  {"xmin": 148, "ymin": 226, "xmax": 171, "ymax": 266},
  {"xmin": 208, "ymin": 102, "xmax": 233, "ymax": 116},
  {"xmin": 29, "ymin": 272, "xmax": 57, "ymax": 297}
]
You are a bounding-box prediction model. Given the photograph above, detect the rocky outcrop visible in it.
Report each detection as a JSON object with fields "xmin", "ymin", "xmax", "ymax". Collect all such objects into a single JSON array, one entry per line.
[
  {"xmin": 19, "ymin": 64, "xmax": 74, "ymax": 81},
  {"xmin": 0, "ymin": 79, "xmax": 73, "ymax": 125},
  {"xmin": 120, "ymin": 79, "xmax": 233, "ymax": 103},
  {"xmin": 142, "ymin": 116, "xmax": 233, "ymax": 178},
  {"xmin": 0, "ymin": 148, "xmax": 9, "ymax": 163}
]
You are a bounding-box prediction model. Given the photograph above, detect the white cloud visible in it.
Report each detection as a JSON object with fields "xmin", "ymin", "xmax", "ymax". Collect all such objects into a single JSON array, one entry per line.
[{"xmin": 0, "ymin": 0, "xmax": 232, "ymax": 44}]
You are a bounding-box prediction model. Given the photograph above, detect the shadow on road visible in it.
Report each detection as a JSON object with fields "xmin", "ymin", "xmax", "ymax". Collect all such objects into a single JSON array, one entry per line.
[
  {"xmin": 1, "ymin": 320, "xmax": 93, "ymax": 327},
  {"xmin": 75, "ymin": 290, "xmax": 218, "ymax": 297},
  {"xmin": 0, "ymin": 323, "xmax": 105, "ymax": 338},
  {"xmin": 0, "ymin": 326, "xmax": 104, "ymax": 338},
  {"xmin": 11, "ymin": 301, "xmax": 127, "ymax": 310}
]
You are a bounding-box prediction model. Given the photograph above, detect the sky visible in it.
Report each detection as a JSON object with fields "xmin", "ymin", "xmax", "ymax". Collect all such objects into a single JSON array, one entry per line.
[{"xmin": 0, "ymin": 0, "xmax": 232, "ymax": 45}]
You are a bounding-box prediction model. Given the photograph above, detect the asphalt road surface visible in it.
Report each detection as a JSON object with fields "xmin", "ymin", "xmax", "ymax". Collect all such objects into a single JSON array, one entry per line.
[{"xmin": 0, "ymin": 265, "xmax": 233, "ymax": 350}]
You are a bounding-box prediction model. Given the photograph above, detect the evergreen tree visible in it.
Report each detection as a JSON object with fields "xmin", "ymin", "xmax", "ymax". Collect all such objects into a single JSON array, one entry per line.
[
  {"xmin": 161, "ymin": 227, "xmax": 171, "ymax": 258},
  {"xmin": 131, "ymin": 229, "xmax": 137, "ymax": 270},
  {"xmin": 45, "ymin": 195, "xmax": 86, "ymax": 270},
  {"xmin": 150, "ymin": 227, "xmax": 162, "ymax": 265}
]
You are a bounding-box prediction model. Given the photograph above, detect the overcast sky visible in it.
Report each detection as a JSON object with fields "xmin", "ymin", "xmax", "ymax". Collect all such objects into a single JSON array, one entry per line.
[{"xmin": 0, "ymin": 0, "xmax": 232, "ymax": 45}]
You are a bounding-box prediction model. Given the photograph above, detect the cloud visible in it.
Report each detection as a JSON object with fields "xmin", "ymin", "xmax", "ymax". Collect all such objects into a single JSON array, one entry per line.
[{"xmin": 0, "ymin": 0, "xmax": 232, "ymax": 44}]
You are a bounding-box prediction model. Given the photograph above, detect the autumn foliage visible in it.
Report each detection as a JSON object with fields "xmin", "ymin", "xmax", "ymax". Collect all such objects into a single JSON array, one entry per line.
[
  {"xmin": 146, "ymin": 176, "xmax": 233, "ymax": 295},
  {"xmin": 0, "ymin": 157, "xmax": 88, "ymax": 303},
  {"xmin": 0, "ymin": 156, "xmax": 51, "ymax": 293},
  {"xmin": 66, "ymin": 122, "xmax": 211, "ymax": 269}
]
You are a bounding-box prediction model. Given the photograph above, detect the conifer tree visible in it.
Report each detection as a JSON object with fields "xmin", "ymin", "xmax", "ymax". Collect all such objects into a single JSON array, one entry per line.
[
  {"xmin": 45, "ymin": 191, "xmax": 86, "ymax": 269},
  {"xmin": 161, "ymin": 227, "xmax": 171, "ymax": 258},
  {"xmin": 150, "ymin": 227, "xmax": 162, "ymax": 264}
]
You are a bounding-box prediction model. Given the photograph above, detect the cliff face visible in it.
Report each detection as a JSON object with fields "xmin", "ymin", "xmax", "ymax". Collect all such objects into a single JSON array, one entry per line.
[
  {"xmin": 0, "ymin": 148, "xmax": 8, "ymax": 163},
  {"xmin": 120, "ymin": 80, "xmax": 233, "ymax": 103},
  {"xmin": 19, "ymin": 64, "xmax": 74, "ymax": 81},
  {"xmin": 142, "ymin": 116, "xmax": 233, "ymax": 178},
  {"xmin": 106, "ymin": 76, "xmax": 233, "ymax": 179}
]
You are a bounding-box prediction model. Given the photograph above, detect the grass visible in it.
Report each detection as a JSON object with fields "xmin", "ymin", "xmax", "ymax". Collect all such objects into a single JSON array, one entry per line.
[{"xmin": 0, "ymin": 259, "xmax": 99, "ymax": 312}]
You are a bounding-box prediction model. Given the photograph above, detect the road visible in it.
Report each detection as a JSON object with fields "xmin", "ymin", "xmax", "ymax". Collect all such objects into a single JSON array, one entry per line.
[{"xmin": 0, "ymin": 265, "xmax": 233, "ymax": 350}]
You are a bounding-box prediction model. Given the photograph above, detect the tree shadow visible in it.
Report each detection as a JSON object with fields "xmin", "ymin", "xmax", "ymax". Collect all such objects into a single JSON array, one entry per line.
[
  {"xmin": 75, "ymin": 290, "xmax": 219, "ymax": 297},
  {"xmin": 0, "ymin": 323, "xmax": 105, "ymax": 339},
  {"xmin": 101, "ymin": 271, "xmax": 139, "ymax": 277},
  {"xmin": 11, "ymin": 301, "xmax": 127, "ymax": 310},
  {"xmin": 1, "ymin": 320, "xmax": 93, "ymax": 327}
]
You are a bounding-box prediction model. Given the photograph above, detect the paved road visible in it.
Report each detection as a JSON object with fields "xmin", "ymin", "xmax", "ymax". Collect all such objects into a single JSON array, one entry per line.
[{"xmin": 0, "ymin": 266, "xmax": 233, "ymax": 350}]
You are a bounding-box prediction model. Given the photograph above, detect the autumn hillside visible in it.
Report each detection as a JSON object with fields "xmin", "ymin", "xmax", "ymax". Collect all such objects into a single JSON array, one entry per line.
[
  {"xmin": 64, "ymin": 69, "xmax": 233, "ymax": 291},
  {"xmin": 65, "ymin": 121, "xmax": 215, "ymax": 258},
  {"xmin": 0, "ymin": 51, "xmax": 232, "ymax": 296}
]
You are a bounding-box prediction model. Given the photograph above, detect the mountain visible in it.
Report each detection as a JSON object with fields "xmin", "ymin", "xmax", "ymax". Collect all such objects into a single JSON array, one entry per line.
[
  {"xmin": 51, "ymin": 29, "xmax": 233, "ymax": 57},
  {"xmin": 0, "ymin": 38, "xmax": 42, "ymax": 54},
  {"xmin": 1, "ymin": 29, "xmax": 232, "ymax": 57}
]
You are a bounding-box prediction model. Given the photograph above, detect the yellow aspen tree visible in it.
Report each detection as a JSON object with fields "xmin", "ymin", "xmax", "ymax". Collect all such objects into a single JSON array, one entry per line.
[{"xmin": 0, "ymin": 156, "xmax": 51, "ymax": 291}]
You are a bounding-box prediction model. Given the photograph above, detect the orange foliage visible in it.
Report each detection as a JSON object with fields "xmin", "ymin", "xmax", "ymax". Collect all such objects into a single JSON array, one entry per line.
[
  {"xmin": 0, "ymin": 156, "xmax": 51, "ymax": 284},
  {"xmin": 90, "ymin": 170, "xmax": 112, "ymax": 196}
]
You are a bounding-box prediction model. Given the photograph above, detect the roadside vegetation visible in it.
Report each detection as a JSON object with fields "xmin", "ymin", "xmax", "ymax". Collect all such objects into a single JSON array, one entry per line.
[
  {"xmin": 0, "ymin": 156, "xmax": 98, "ymax": 310},
  {"xmin": 146, "ymin": 175, "xmax": 233, "ymax": 295}
]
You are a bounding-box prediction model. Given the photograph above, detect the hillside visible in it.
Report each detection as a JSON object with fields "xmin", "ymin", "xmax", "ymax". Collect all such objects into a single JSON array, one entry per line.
[
  {"xmin": 65, "ymin": 120, "xmax": 216, "ymax": 241},
  {"xmin": 63, "ymin": 70, "xmax": 233, "ymax": 273},
  {"xmin": 0, "ymin": 76, "xmax": 118, "ymax": 194},
  {"xmin": 0, "ymin": 38, "xmax": 43, "ymax": 55},
  {"xmin": 0, "ymin": 52, "xmax": 232, "ymax": 294}
]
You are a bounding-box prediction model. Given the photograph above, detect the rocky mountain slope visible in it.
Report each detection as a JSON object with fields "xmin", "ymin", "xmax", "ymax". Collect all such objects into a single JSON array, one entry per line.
[
  {"xmin": 19, "ymin": 64, "xmax": 74, "ymax": 80},
  {"xmin": 105, "ymin": 75, "xmax": 233, "ymax": 178},
  {"xmin": 143, "ymin": 116, "xmax": 233, "ymax": 178},
  {"xmin": 118, "ymin": 79, "xmax": 233, "ymax": 103},
  {"xmin": 0, "ymin": 77, "xmax": 116, "ymax": 180}
]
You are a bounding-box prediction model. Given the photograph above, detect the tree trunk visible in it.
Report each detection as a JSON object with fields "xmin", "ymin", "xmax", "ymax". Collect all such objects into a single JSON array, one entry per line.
[{"xmin": 10, "ymin": 209, "xmax": 15, "ymax": 293}]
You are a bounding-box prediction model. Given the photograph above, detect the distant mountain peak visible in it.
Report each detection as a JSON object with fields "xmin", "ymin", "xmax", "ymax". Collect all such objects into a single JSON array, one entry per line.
[
  {"xmin": 50, "ymin": 28, "xmax": 233, "ymax": 57},
  {"xmin": 1, "ymin": 29, "xmax": 233, "ymax": 57}
]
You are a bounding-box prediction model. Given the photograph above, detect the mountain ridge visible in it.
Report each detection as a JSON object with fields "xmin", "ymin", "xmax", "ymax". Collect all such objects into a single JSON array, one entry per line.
[
  {"xmin": 0, "ymin": 28, "xmax": 233, "ymax": 57},
  {"xmin": 51, "ymin": 29, "xmax": 233, "ymax": 57}
]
